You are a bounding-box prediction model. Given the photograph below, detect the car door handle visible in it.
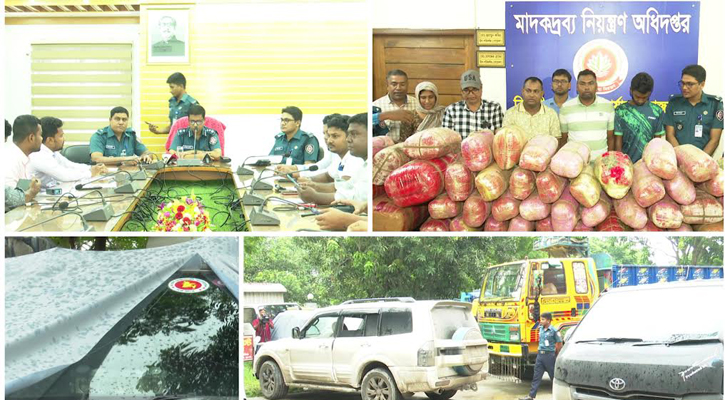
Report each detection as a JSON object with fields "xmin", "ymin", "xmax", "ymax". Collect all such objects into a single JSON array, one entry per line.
[
  {"xmin": 319, "ymin": 344, "xmax": 329, "ymax": 349},
  {"xmin": 361, "ymin": 343, "xmax": 371, "ymax": 348}
]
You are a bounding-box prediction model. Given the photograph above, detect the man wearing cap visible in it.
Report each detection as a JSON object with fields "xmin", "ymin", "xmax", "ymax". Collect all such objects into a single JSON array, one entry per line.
[
  {"xmin": 664, "ymin": 64, "xmax": 723, "ymax": 155},
  {"xmin": 442, "ymin": 69, "xmax": 504, "ymax": 138},
  {"xmin": 372, "ymin": 69, "xmax": 417, "ymax": 143},
  {"xmin": 520, "ymin": 312, "xmax": 562, "ymax": 400}
]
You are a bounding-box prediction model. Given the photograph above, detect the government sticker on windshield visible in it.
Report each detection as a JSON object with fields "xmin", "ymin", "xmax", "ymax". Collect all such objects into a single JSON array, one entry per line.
[{"xmin": 168, "ymin": 278, "xmax": 210, "ymax": 293}]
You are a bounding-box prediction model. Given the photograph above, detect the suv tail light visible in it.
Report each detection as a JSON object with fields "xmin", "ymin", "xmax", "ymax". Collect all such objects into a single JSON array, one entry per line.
[{"xmin": 417, "ymin": 341, "xmax": 435, "ymax": 367}]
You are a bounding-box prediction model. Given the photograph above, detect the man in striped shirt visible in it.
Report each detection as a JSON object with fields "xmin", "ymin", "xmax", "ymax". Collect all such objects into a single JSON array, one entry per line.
[
  {"xmin": 372, "ymin": 69, "xmax": 417, "ymax": 143},
  {"xmin": 560, "ymin": 69, "xmax": 614, "ymax": 159}
]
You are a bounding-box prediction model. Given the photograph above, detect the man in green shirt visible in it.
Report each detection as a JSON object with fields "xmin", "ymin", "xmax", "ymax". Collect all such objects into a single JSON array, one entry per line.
[
  {"xmin": 169, "ymin": 104, "xmax": 221, "ymax": 160},
  {"xmin": 269, "ymin": 106, "xmax": 320, "ymax": 165},
  {"xmin": 664, "ymin": 64, "xmax": 723, "ymax": 155},
  {"xmin": 90, "ymin": 107, "xmax": 153, "ymax": 165},
  {"xmin": 146, "ymin": 72, "xmax": 198, "ymax": 135},
  {"xmin": 614, "ymin": 72, "xmax": 665, "ymax": 163}
]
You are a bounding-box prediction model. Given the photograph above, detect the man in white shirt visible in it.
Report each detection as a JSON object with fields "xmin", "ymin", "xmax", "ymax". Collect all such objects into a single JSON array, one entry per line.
[
  {"xmin": 29, "ymin": 117, "xmax": 107, "ymax": 188},
  {"xmin": 316, "ymin": 112, "xmax": 368, "ymax": 231},
  {"xmin": 297, "ymin": 115, "xmax": 364, "ymax": 205},
  {"xmin": 5, "ymin": 115, "xmax": 42, "ymax": 203}
]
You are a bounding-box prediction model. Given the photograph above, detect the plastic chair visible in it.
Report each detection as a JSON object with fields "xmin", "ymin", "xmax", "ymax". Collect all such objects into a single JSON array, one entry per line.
[
  {"xmin": 61, "ymin": 145, "xmax": 92, "ymax": 164},
  {"xmin": 165, "ymin": 116, "xmax": 227, "ymax": 156}
]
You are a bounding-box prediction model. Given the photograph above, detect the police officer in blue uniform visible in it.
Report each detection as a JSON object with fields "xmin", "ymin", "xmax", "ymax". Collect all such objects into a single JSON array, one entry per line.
[
  {"xmin": 269, "ymin": 106, "xmax": 320, "ymax": 165},
  {"xmin": 90, "ymin": 106, "xmax": 152, "ymax": 165},
  {"xmin": 520, "ymin": 312, "xmax": 562, "ymax": 400},
  {"xmin": 169, "ymin": 104, "xmax": 221, "ymax": 160},
  {"xmin": 664, "ymin": 65, "xmax": 724, "ymax": 155},
  {"xmin": 146, "ymin": 72, "xmax": 198, "ymax": 135}
]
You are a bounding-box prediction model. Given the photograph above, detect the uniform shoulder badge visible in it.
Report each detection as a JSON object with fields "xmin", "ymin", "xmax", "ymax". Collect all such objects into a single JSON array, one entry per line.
[
  {"xmin": 305, "ymin": 144, "xmax": 315, "ymax": 154},
  {"xmin": 210, "ymin": 134, "xmax": 218, "ymax": 145},
  {"xmin": 717, "ymin": 109, "xmax": 723, "ymax": 122}
]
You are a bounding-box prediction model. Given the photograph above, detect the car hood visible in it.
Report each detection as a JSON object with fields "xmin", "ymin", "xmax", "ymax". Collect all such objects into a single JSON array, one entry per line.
[{"xmin": 556, "ymin": 342, "xmax": 724, "ymax": 396}]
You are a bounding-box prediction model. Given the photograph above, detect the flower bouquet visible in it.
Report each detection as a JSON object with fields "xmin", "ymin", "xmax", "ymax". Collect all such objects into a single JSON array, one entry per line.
[{"xmin": 155, "ymin": 192, "xmax": 212, "ymax": 232}]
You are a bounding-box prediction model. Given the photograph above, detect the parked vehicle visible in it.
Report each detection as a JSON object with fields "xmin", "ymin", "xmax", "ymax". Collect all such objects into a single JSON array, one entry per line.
[
  {"xmin": 554, "ymin": 280, "xmax": 723, "ymax": 400},
  {"xmin": 270, "ymin": 309, "xmax": 314, "ymax": 341},
  {"xmin": 254, "ymin": 298, "xmax": 488, "ymax": 400},
  {"xmin": 476, "ymin": 257, "xmax": 600, "ymax": 380}
]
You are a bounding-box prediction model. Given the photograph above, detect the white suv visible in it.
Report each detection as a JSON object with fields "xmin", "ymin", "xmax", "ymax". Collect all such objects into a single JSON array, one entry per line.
[{"xmin": 253, "ymin": 298, "xmax": 488, "ymax": 400}]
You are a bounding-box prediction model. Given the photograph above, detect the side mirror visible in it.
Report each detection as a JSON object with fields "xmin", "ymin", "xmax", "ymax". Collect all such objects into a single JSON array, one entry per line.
[{"xmin": 292, "ymin": 327, "xmax": 300, "ymax": 339}]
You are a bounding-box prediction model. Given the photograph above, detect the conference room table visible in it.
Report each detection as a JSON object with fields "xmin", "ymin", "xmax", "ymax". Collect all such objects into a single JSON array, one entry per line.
[{"xmin": 4, "ymin": 162, "xmax": 326, "ymax": 232}]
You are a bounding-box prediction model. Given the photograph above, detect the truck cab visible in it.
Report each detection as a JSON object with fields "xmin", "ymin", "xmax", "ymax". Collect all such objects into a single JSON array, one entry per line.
[{"xmin": 476, "ymin": 257, "xmax": 600, "ymax": 380}]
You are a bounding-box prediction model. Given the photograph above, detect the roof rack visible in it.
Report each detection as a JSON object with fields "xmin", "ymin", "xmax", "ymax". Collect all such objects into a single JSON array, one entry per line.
[{"xmin": 341, "ymin": 297, "xmax": 416, "ymax": 305}]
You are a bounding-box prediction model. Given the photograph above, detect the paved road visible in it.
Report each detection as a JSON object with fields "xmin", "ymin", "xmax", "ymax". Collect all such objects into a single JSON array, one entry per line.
[{"xmin": 247, "ymin": 375, "xmax": 553, "ymax": 400}]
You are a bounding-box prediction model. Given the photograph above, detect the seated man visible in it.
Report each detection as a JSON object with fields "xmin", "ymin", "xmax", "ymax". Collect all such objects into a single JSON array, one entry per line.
[
  {"xmin": 90, "ymin": 106, "xmax": 153, "ymax": 165},
  {"xmin": 269, "ymin": 106, "xmax": 319, "ymax": 165},
  {"xmin": 297, "ymin": 115, "xmax": 364, "ymax": 205},
  {"xmin": 5, "ymin": 118, "xmax": 40, "ymax": 210},
  {"xmin": 29, "ymin": 117, "xmax": 107, "ymax": 188},
  {"xmin": 275, "ymin": 113, "xmax": 342, "ymax": 177},
  {"xmin": 316, "ymin": 112, "xmax": 369, "ymax": 231},
  {"xmin": 168, "ymin": 104, "xmax": 222, "ymax": 160}
]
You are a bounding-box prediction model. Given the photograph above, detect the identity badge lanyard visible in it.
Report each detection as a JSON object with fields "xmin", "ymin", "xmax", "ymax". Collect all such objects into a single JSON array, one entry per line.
[{"xmin": 694, "ymin": 114, "xmax": 703, "ymax": 138}]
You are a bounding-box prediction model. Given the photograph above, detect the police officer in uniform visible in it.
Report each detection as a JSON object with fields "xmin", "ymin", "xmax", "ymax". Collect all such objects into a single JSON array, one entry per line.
[
  {"xmin": 269, "ymin": 106, "xmax": 320, "ymax": 165},
  {"xmin": 169, "ymin": 104, "xmax": 221, "ymax": 160},
  {"xmin": 146, "ymin": 72, "xmax": 198, "ymax": 135},
  {"xmin": 520, "ymin": 312, "xmax": 562, "ymax": 400},
  {"xmin": 664, "ymin": 64, "xmax": 724, "ymax": 156},
  {"xmin": 90, "ymin": 106, "xmax": 152, "ymax": 165}
]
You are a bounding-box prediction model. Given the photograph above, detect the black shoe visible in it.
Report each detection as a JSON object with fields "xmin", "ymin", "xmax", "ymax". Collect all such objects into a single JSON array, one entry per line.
[{"xmin": 519, "ymin": 397, "xmax": 535, "ymax": 400}]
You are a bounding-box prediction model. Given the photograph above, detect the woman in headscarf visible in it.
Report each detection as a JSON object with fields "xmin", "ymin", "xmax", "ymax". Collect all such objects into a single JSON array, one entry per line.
[{"xmin": 413, "ymin": 81, "xmax": 446, "ymax": 132}]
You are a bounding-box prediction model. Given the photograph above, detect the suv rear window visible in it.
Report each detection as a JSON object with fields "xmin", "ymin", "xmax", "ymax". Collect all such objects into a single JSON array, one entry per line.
[
  {"xmin": 432, "ymin": 306, "xmax": 478, "ymax": 339},
  {"xmin": 380, "ymin": 309, "xmax": 412, "ymax": 336}
]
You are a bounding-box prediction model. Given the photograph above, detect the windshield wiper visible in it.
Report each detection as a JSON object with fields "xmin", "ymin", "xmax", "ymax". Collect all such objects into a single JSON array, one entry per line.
[
  {"xmin": 576, "ymin": 337, "xmax": 643, "ymax": 344},
  {"xmin": 634, "ymin": 337, "xmax": 721, "ymax": 346}
]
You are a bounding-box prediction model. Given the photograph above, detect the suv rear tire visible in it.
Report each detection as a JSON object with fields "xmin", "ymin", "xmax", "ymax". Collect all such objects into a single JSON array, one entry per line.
[
  {"xmin": 425, "ymin": 389, "xmax": 457, "ymax": 400},
  {"xmin": 259, "ymin": 360, "xmax": 289, "ymax": 399},
  {"xmin": 361, "ymin": 368, "xmax": 402, "ymax": 400}
]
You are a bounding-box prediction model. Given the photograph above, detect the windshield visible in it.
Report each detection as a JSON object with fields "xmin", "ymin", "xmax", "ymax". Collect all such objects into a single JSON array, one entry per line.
[
  {"xmin": 482, "ymin": 263, "xmax": 525, "ymax": 300},
  {"xmin": 271, "ymin": 312, "xmax": 312, "ymax": 341},
  {"xmin": 572, "ymin": 285, "xmax": 723, "ymax": 343},
  {"xmin": 8, "ymin": 269, "xmax": 239, "ymax": 399},
  {"xmin": 263, "ymin": 304, "xmax": 301, "ymax": 319}
]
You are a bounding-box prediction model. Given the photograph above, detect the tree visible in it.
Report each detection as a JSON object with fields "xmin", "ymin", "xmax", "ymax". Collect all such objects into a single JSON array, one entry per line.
[
  {"xmin": 590, "ymin": 237, "xmax": 653, "ymax": 265},
  {"xmin": 667, "ymin": 237, "xmax": 723, "ymax": 266}
]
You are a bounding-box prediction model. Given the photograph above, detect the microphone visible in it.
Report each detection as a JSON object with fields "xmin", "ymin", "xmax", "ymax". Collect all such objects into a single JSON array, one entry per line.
[
  {"xmin": 79, "ymin": 189, "xmax": 114, "ymax": 222},
  {"xmin": 20, "ymin": 210, "xmax": 94, "ymax": 232},
  {"xmin": 242, "ymin": 165, "xmax": 319, "ymax": 206},
  {"xmin": 75, "ymin": 170, "xmax": 134, "ymax": 191},
  {"xmin": 236, "ymin": 152, "xmax": 289, "ymax": 175},
  {"xmin": 144, "ymin": 152, "xmax": 165, "ymax": 170}
]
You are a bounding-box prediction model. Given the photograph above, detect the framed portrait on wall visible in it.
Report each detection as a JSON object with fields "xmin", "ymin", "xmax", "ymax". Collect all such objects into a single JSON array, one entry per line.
[{"xmin": 147, "ymin": 8, "xmax": 189, "ymax": 64}]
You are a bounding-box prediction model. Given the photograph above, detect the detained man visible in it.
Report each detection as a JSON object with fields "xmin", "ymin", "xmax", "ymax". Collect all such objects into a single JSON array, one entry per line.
[
  {"xmin": 614, "ymin": 72, "xmax": 665, "ymax": 163},
  {"xmin": 372, "ymin": 69, "xmax": 417, "ymax": 143},
  {"xmin": 29, "ymin": 117, "xmax": 108, "ymax": 188},
  {"xmin": 543, "ymin": 69, "xmax": 573, "ymax": 114},
  {"xmin": 316, "ymin": 113, "xmax": 368, "ymax": 231},
  {"xmin": 90, "ymin": 107, "xmax": 153, "ymax": 165},
  {"xmin": 5, "ymin": 115, "xmax": 42, "ymax": 204},
  {"xmin": 297, "ymin": 115, "xmax": 364, "ymax": 205},
  {"xmin": 503, "ymin": 77, "xmax": 562, "ymax": 144},
  {"xmin": 169, "ymin": 105, "xmax": 222, "ymax": 160}
]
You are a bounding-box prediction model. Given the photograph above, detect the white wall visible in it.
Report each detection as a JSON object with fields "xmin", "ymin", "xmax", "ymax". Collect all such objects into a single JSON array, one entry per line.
[
  {"xmin": 373, "ymin": 0, "xmax": 724, "ymax": 110},
  {"xmin": 4, "ymin": 23, "xmax": 141, "ymax": 135}
]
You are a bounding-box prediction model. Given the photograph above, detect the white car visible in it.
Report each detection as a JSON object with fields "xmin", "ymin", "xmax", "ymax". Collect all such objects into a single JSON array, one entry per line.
[{"xmin": 254, "ymin": 298, "xmax": 488, "ymax": 400}]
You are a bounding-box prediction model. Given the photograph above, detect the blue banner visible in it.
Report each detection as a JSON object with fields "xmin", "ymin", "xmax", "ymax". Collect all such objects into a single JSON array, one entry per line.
[{"xmin": 505, "ymin": 2, "xmax": 700, "ymax": 110}]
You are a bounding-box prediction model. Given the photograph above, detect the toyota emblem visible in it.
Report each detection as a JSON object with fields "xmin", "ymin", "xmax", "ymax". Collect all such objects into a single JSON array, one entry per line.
[{"xmin": 609, "ymin": 378, "xmax": 626, "ymax": 391}]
